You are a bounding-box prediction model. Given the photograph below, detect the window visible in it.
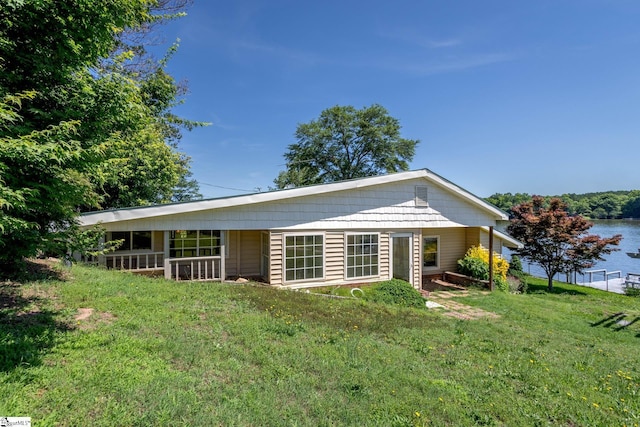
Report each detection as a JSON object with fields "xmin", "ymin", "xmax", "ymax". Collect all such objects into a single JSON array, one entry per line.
[
  {"xmin": 346, "ymin": 233, "xmax": 379, "ymax": 279},
  {"xmin": 170, "ymin": 230, "xmax": 221, "ymax": 258},
  {"xmin": 110, "ymin": 231, "xmax": 152, "ymax": 251},
  {"xmin": 284, "ymin": 234, "xmax": 324, "ymax": 282},
  {"xmin": 423, "ymin": 236, "xmax": 439, "ymax": 268}
]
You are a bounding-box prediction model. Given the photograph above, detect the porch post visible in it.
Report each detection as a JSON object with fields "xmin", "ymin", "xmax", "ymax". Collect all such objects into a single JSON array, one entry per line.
[
  {"xmin": 488, "ymin": 226, "xmax": 494, "ymax": 291},
  {"xmin": 163, "ymin": 231, "xmax": 171, "ymax": 279}
]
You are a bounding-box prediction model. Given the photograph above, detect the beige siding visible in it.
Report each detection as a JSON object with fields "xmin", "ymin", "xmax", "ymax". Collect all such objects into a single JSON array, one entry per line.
[
  {"xmin": 153, "ymin": 231, "xmax": 163, "ymax": 252},
  {"xmin": 479, "ymin": 229, "xmax": 504, "ymax": 255},
  {"xmin": 423, "ymin": 227, "xmax": 468, "ymax": 274},
  {"xmin": 379, "ymin": 232, "xmax": 390, "ymax": 280},
  {"xmin": 269, "ymin": 232, "xmax": 283, "ymax": 285},
  {"xmin": 466, "ymin": 228, "xmax": 480, "ymax": 248},
  {"xmin": 412, "ymin": 231, "xmax": 422, "ymax": 288},
  {"xmin": 325, "ymin": 232, "xmax": 344, "ymax": 282}
]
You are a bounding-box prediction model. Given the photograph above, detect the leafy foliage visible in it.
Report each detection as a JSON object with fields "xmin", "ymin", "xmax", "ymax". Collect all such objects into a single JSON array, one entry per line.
[
  {"xmin": 0, "ymin": 0, "xmax": 201, "ymax": 270},
  {"xmin": 487, "ymin": 190, "xmax": 640, "ymax": 219},
  {"xmin": 508, "ymin": 255, "xmax": 523, "ymax": 275},
  {"xmin": 457, "ymin": 245, "xmax": 510, "ymax": 291},
  {"xmin": 507, "ymin": 197, "xmax": 622, "ymax": 291},
  {"xmin": 366, "ymin": 279, "xmax": 425, "ymax": 308},
  {"xmin": 274, "ymin": 104, "xmax": 418, "ymax": 188}
]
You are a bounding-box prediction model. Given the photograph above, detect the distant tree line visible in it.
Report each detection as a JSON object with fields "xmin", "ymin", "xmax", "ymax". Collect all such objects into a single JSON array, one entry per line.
[{"xmin": 486, "ymin": 190, "xmax": 640, "ymax": 219}]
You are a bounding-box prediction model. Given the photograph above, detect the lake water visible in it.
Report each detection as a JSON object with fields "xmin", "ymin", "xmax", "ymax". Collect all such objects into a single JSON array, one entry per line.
[{"xmin": 507, "ymin": 220, "xmax": 640, "ymax": 281}]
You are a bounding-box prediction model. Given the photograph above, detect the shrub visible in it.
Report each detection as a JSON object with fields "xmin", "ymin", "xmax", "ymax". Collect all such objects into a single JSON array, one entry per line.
[
  {"xmin": 366, "ymin": 279, "xmax": 425, "ymax": 308},
  {"xmin": 457, "ymin": 256, "xmax": 489, "ymax": 280},
  {"xmin": 457, "ymin": 245, "xmax": 510, "ymax": 291},
  {"xmin": 508, "ymin": 255, "xmax": 523, "ymax": 275},
  {"xmin": 624, "ymin": 287, "xmax": 640, "ymax": 297}
]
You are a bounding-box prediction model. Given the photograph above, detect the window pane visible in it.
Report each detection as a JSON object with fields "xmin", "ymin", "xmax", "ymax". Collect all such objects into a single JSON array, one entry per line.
[
  {"xmin": 283, "ymin": 234, "xmax": 324, "ymax": 281},
  {"xmin": 345, "ymin": 234, "xmax": 379, "ymax": 278},
  {"xmin": 423, "ymin": 237, "xmax": 438, "ymax": 267},
  {"xmin": 111, "ymin": 231, "xmax": 131, "ymax": 251},
  {"xmin": 132, "ymin": 231, "xmax": 151, "ymax": 250}
]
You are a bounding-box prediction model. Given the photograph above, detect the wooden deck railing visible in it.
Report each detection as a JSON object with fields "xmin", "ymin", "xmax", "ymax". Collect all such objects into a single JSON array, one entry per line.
[
  {"xmin": 84, "ymin": 252, "xmax": 165, "ymax": 271},
  {"xmin": 164, "ymin": 256, "xmax": 224, "ymax": 281},
  {"xmin": 105, "ymin": 252, "xmax": 165, "ymax": 270}
]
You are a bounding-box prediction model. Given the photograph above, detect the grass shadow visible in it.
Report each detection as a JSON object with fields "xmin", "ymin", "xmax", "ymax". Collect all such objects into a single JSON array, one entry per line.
[
  {"xmin": 526, "ymin": 281, "xmax": 588, "ymax": 296},
  {"xmin": 0, "ymin": 259, "xmax": 72, "ymax": 373}
]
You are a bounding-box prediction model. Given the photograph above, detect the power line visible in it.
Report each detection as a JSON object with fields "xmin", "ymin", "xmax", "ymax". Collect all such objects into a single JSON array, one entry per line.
[{"xmin": 197, "ymin": 181, "xmax": 255, "ymax": 193}]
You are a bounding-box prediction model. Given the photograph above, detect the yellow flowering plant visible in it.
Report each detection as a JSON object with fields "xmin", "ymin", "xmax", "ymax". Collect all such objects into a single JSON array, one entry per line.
[{"xmin": 457, "ymin": 245, "xmax": 510, "ymax": 290}]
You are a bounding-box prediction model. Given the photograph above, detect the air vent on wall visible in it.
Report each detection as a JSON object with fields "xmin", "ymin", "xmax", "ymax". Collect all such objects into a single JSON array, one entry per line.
[{"xmin": 415, "ymin": 186, "xmax": 429, "ymax": 207}]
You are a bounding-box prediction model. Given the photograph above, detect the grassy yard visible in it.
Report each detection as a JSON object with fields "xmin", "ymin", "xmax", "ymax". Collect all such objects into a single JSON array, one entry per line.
[{"xmin": 1, "ymin": 262, "xmax": 639, "ymax": 426}]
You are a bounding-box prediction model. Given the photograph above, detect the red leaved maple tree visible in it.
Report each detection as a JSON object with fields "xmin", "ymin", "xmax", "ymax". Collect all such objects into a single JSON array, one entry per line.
[{"xmin": 507, "ymin": 196, "xmax": 622, "ymax": 291}]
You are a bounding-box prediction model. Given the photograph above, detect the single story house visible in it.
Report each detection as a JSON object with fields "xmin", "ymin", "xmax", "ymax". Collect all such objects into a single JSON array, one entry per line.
[{"xmin": 79, "ymin": 169, "xmax": 521, "ymax": 289}]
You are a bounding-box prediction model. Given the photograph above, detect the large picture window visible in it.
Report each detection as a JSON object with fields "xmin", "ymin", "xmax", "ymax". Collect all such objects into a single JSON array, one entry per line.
[
  {"xmin": 284, "ymin": 234, "xmax": 324, "ymax": 282},
  {"xmin": 346, "ymin": 233, "xmax": 379, "ymax": 279},
  {"xmin": 170, "ymin": 230, "xmax": 221, "ymax": 258},
  {"xmin": 109, "ymin": 231, "xmax": 152, "ymax": 251},
  {"xmin": 423, "ymin": 236, "xmax": 439, "ymax": 268}
]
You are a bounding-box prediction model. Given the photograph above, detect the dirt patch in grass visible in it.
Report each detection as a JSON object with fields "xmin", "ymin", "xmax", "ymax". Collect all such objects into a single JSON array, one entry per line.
[
  {"xmin": 74, "ymin": 308, "xmax": 116, "ymax": 330},
  {"xmin": 428, "ymin": 290, "xmax": 499, "ymax": 320}
]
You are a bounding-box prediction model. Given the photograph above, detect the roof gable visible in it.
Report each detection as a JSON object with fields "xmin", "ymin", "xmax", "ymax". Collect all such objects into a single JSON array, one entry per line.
[{"xmin": 80, "ymin": 169, "xmax": 508, "ymax": 227}]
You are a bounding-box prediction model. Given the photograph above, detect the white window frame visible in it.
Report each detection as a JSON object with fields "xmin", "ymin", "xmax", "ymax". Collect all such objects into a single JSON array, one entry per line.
[
  {"xmin": 423, "ymin": 235, "xmax": 440, "ymax": 270},
  {"xmin": 283, "ymin": 232, "xmax": 325, "ymax": 283},
  {"xmin": 169, "ymin": 230, "xmax": 223, "ymax": 258},
  {"xmin": 344, "ymin": 232, "xmax": 380, "ymax": 280}
]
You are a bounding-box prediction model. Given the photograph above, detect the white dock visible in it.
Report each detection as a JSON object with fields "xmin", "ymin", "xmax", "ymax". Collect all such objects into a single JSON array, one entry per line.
[
  {"xmin": 576, "ymin": 277, "xmax": 626, "ymax": 294},
  {"xmin": 576, "ymin": 270, "xmax": 640, "ymax": 294}
]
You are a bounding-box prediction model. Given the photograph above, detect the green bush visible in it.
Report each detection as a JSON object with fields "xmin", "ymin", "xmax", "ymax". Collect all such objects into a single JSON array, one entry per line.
[
  {"xmin": 366, "ymin": 279, "xmax": 425, "ymax": 308},
  {"xmin": 624, "ymin": 287, "xmax": 640, "ymax": 297},
  {"xmin": 508, "ymin": 255, "xmax": 523, "ymax": 275},
  {"xmin": 457, "ymin": 256, "xmax": 489, "ymax": 280}
]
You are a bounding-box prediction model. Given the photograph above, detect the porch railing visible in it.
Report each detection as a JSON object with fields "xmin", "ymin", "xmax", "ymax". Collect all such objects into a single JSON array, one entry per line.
[
  {"xmin": 164, "ymin": 256, "xmax": 224, "ymax": 281},
  {"xmin": 107, "ymin": 252, "xmax": 165, "ymax": 270},
  {"xmin": 85, "ymin": 252, "xmax": 165, "ymax": 271}
]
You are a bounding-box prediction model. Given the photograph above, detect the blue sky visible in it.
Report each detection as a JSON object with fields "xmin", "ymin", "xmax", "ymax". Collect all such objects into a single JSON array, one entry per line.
[{"xmin": 157, "ymin": 0, "xmax": 640, "ymax": 199}]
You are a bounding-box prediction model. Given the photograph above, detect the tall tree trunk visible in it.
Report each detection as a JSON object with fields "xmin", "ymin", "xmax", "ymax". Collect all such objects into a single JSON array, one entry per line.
[{"xmin": 547, "ymin": 275, "xmax": 554, "ymax": 291}]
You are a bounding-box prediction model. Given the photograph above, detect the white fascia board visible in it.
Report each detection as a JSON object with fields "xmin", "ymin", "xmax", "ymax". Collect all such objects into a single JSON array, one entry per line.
[
  {"xmin": 79, "ymin": 168, "xmax": 509, "ymax": 226},
  {"xmin": 481, "ymin": 226, "xmax": 523, "ymax": 249},
  {"xmin": 80, "ymin": 170, "xmax": 430, "ymax": 226}
]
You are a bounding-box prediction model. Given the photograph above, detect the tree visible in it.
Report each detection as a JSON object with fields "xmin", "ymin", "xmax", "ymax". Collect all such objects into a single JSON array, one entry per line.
[
  {"xmin": 274, "ymin": 104, "xmax": 418, "ymax": 188},
  {"xmin": 0, "ymin": 0, "xmax": 200, "ymax": 272},
  {"xmin": 507, "ymin": 196, "xmax": 622, "ymax": 291}
]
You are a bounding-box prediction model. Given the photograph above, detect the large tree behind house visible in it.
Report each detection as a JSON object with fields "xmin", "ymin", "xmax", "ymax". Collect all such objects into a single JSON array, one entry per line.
[{"xmin": 274, "ymin": 104, "xmax": 418, "ymax": 189}]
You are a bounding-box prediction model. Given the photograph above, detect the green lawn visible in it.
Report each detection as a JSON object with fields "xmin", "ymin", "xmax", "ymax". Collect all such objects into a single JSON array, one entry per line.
[{"xmin": 1, "ymin": 262, "xmax": 639, "ymax": 426}]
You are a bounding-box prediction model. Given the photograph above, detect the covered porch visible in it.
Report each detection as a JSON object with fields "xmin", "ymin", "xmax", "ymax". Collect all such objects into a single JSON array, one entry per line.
[{"xmin": 89, "ymin": 229, "xmax": 266, "ymax": 282}]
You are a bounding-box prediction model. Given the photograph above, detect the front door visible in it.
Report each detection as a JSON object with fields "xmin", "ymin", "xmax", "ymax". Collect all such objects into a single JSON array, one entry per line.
[{"xmin": 392, "ymin": 234, "xmax": 412, "ymax": 283}]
